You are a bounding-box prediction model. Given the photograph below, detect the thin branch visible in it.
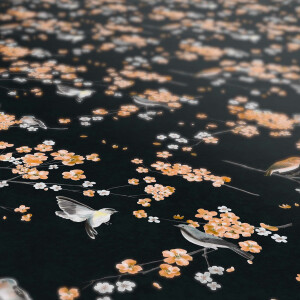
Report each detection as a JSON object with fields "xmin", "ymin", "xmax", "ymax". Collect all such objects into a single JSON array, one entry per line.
[
  {"xmin": 223, "ymin": 160, "xmax": 300, "ymax": 184},
  {"xmin": 159, "ymin": 217, "xmax": 206, "ymax": 225},
  {"xmin": 275, "ymin": 223, "xmax": 293, "ymax": 229},
  {"xmin": 85, "ymin": 248, "xmax": 208, "ymax": 288},
  {"xmin": 224, "ymin": 184, "xmax": 260, "ymax": 197}
]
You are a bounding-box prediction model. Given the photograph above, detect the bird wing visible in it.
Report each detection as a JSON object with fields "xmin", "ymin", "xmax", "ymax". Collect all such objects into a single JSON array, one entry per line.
[
  {"xmin": 186, "ymin": 227, "xmax": 236, "ymax": 247},
  {"xmin": 57, "ymin": 84, "xmax": 78, "ymax": 95},
  {"xmin": 266, "ymin": 160, "xmax": 298, "ymax": 175},
  {"xmin": 200, "ymin": 236, "xmax": 236, "ymax": 248},
  {"xmin": 55, "ymin": 211, "xmax": 86, "ymax": 222},
  {"xmin": 270, "ymin": 160, "xmax": 295, "ymax": 169},
  {"xmin": 33, "ymin": 118, "xmax": 47, "ymax": 129},
  {"xmin": 56, "ymin": 196, "xmax": 94, "ymax": 221},
  {"xmin": 188, "ymin": 226, "xmax": 222, "ymax": 240},
  {"xmin": 56, "ymin": 196, "xmax": 94, "ymax": 210}
]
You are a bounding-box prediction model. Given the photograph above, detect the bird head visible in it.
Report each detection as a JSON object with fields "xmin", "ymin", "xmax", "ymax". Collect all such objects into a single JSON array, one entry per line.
[
  {"xmin": 101, "ymin": 208, "xmax": 118, "ymax": 215},
  {"xmin": 0, "ymin": 278, "xmax": 32, "ymax": 299},
  {"xmin": 0, "ymin": 278, "xmax": 17, "ymax": 287},
  {"xmin": 174, "ymin": 224, "xmax": 190, "ymax": 229}
]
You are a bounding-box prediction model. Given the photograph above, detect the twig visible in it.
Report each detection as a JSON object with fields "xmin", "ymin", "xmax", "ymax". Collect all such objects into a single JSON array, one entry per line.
[
  {"xmin": 223, "ymin": 160, "xmax": 300, "ymax": 184},
  {"xmin": 224, "ymin": 184, "xmax": 260, "ymax": 196},
  {"xmin": 275, "ymin": 223, "xmax": 293, "ymax": 229},
  {"xmin": 85, "ymin": 248, "xmax": 208, "ymax": 288}
]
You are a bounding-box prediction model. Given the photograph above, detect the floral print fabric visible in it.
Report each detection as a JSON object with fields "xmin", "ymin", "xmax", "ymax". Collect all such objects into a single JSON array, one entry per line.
[{"xmin": 0, "ymin": 0, "xmax": 299, "ymax": 299}]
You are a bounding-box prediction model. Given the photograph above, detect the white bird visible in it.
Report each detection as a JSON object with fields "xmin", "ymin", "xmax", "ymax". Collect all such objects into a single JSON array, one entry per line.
[
  {"xmin": 20, "ymin": 116, "xmax": 47, "ymax": 129},
  {"xmin": 0, "ymin": 278, "xmax": 31, "ymax": 300},
  {"xmin": 55, "ymin": 196, "xmax": 118, "ymax": 239},
  {"xmin": 56, "ymin": 85, "xmax": 95, "ymax": 103}
]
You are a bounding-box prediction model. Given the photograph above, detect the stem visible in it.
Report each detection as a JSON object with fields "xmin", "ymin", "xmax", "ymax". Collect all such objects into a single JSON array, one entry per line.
[
  {"xmin": 107, "ymin": 184, "xmax": 133, "ymax": 190},
  {"xmin": 275, "ymin": 223, "xmax": 293, "ymax": 229},
  {"xmin": 224, "ymin": 184, "xmax": 260, "ymax": 196},
  {"xmin": 159, "ymin": 217, "xmax": 206, "ymax": 225},
  {"xmin": 223, "ymin": 160, "xmax": 300, "ymax": 184},
  {"xmin": 85, "ymin": 247, "xmax": 209, "ymax": 287}
]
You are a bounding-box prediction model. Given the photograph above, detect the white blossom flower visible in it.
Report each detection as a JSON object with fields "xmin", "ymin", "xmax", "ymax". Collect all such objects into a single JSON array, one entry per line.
[
  {"xmin": 94, "ymin": 282, "xmax": 114, "ymax": 294},
  {"xmin": 96, "ymin": 297, "xmax": 111, "ymax": 300},
  {"xmin": 167, "ymin": 144, "xmax": 179, "ymax": 150},
  {"xmin": 156, "ymin": 135, "xmax": 167, "ymax": 140},
  {"xmin": 97, "ymin": 190, "xmax": 110, "ymax": 196},
  {"xmin": 194, "ymin": 131, "xmax": 211, "ymax": 139},
  {"xmin": 43, "ymin": 140, "xmax": 55, "ymax": 145},
  {"xmin": 34, "ymin": 182, "xmax": 47, "ymax": 189},
  {"xmin": 245, "ymin": 102, "xmax": 258, "ymax": 110},
  {"xmin": 208, "ymin": 266, "xmax": 224, "ymax": 275},
  {"xmin": 251, "ymin": 90, "xmax": 261, "ymax": 96},
  {"xmin": 138, "ymin": 113, "xmax": 152, "ymax": 121},
  {"xmin": 27, "ymin": 127, "xmax": 38, "ymax": 131},
  {"xmin": 271, "ymin": 234, "xmax": 287, "ymax": 243},
  {"xmin": 92, "ymin": 116, "xmax": 104, "ymax": 121},
  {"xmin": 211, "ymin": 79, "xmax": 225, "ymax": 86},
  {"xmin": 255, "ymin": 227, "xmax": 271, "ymax": 236},
  {"xmin": 207, "ymin": 281, "xmax": 221, "ymax": 291},
  {"xmin": 79, "ymin": 117, "xmax": 91, "ymax": 121},
  {"xmin": 114, "ymin": 92, "xmax": 122, "ymax": 97},
  {"xmin": 50, "ymin": 185, "xmax": 62, "ymax": 191},
  {"xmin": 116, "ymin": 281, "xmax": 136, "ymax": 292},
  {"xmin": 175, "ymin": 138, "xmax": 188, "ymax": 144},
  {"xmin": 83, "ymin": 181, "xmax": 96, "ymax": 187},
  {"xmin": 217, "ymin": 206, "xmax": 231, "ymax": 213},
  {"xmin": 189, "ymin": 100, "xmax": 198, "ymax": 105},
  {"xmin": 228, "ymin": 99, "xmax": 239, "ymax": 105},
  {"xmin": 179, "ymin": 96, "xmax": 190, "ymax": 102},
  {"xmin": 0, "ymin": 181, "xmax": 9, "ymax": 188},
  {"xmin": 49, "ymin": 164, "xmax": 58, "ymax": 169},
  {"xmin": 148, "ymin": 216, "xmax": 160, "ymax": 223},
  {"xmin": 81, "ymin": 122, "xmax": 91, "ymax": 126},
  {"xmin": 169, "ymin": 133, "xmax": 180, "ymax": 139},
  {"xmin": 43, "ymin": 79, "xmax": 52, "ymax": 84},
  {"xmin": 147, "ymin": 111, "xmax": 156, "ymax": 116},
  {"xmin": 195, "ymin": 272, "xmax": 212, "ymax": 284}
]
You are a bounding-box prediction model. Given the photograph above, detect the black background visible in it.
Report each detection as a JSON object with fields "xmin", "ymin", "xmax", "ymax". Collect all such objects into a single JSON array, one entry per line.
[{"xmin": 0, "ymin": 0, "xmax": 300, "ymax": 299}]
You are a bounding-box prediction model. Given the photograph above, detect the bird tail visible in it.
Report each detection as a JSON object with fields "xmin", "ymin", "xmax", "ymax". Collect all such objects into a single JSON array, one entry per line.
[
  {"xmin": 231, "ymin": 247, "xmax": 254, "ymax": 261},
  {"xmin": 265, "ymin": 169, "xmax": 272, "ymax": 176},
  {"xmin": 85, "ymin": 221, "xmax": 97, "ymax": 239}
]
